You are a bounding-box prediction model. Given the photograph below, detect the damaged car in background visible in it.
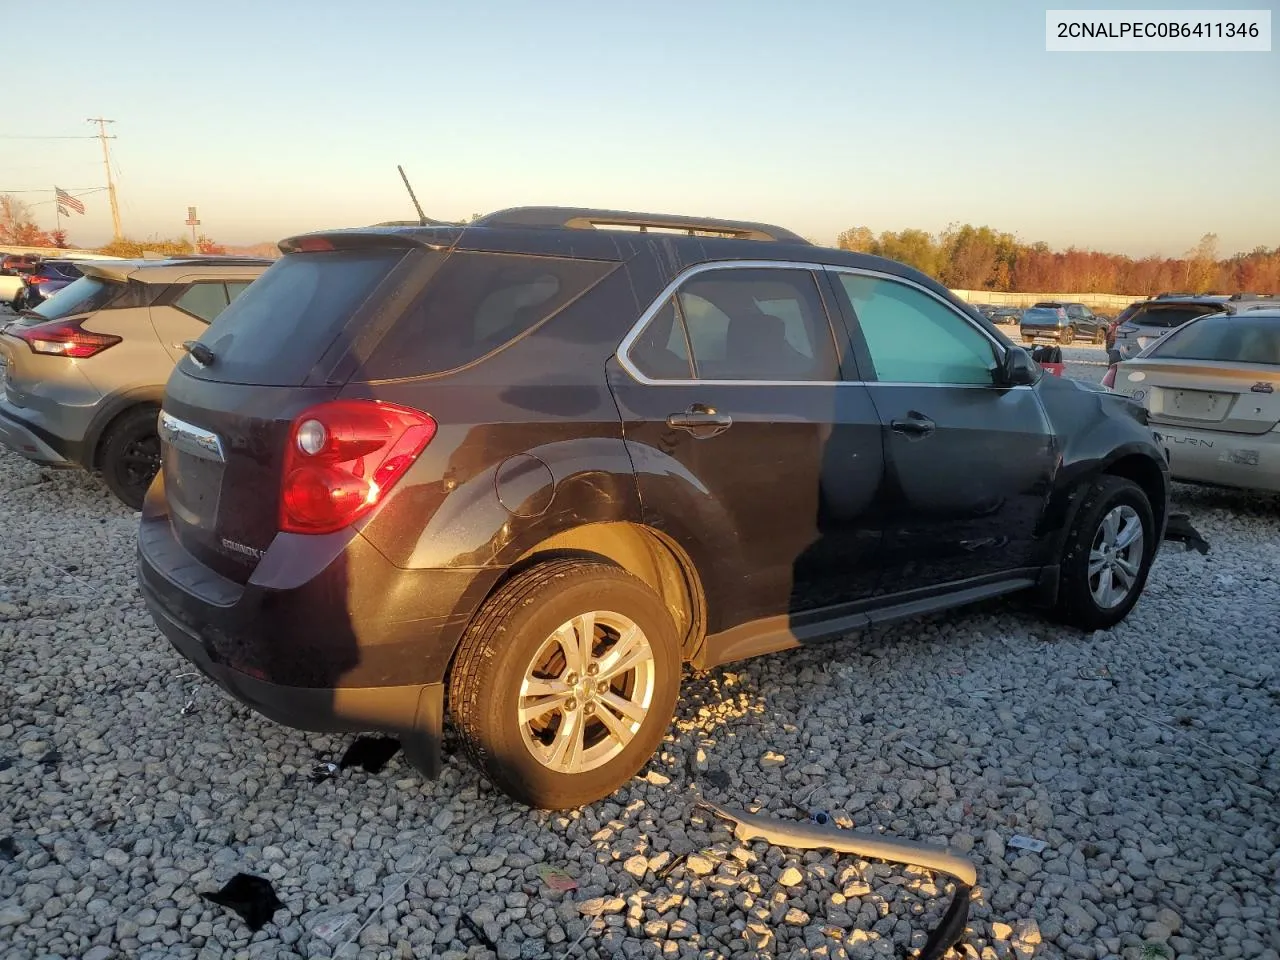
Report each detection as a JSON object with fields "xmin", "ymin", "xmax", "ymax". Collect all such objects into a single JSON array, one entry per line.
[
  {"xmin": 1105, "ymin": 308, "xmax": 1280, "ymax": 493},
  {"xmin": 140, "ymin": 206, "xmax": 1204, "ymax": 811}
]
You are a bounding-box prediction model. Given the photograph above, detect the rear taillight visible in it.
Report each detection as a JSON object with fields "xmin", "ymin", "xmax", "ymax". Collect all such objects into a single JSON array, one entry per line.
[
  {"xmin": 1101, "ymin": 364, "xmax": 1118, "ymax": 390},
  {"xmin": 280, "ymin": 399, "xmax": 437, "ymax": 534},
  {"xmin": 14, "ymin": 319, "xmax": 122, "ymax": 359},
  {"xmin": 26, "ymin": 275, "xmax": 50, "ymax": 285}
]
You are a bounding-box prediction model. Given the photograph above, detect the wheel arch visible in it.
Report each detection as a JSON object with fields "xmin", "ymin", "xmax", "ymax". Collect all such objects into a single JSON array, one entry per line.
[
  {"xmin": 1100, "ymin": 451, "xmax": 1168, "ymax": 536},
  {"xmin": 87, "ymin": 388, "xmax": 164, "ymax": 470},
  {"xmin": 443, "ymin": 521, "xmax": 707, "ymax": 691}
]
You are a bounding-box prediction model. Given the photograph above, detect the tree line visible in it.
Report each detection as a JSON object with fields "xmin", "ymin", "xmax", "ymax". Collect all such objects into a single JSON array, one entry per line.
[
  {"xmin": 836, "ymin": 224, "xmax": 1280, "ymax": 296},
  {"xmin": 1, "ymin": 194, "xmax": 227, "ymax": 257}
]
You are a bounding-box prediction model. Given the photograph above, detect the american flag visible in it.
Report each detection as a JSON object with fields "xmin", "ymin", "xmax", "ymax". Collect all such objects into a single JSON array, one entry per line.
[{"xmin": 55, "ymin": 187, "xmax": 85, "ymax": 215}]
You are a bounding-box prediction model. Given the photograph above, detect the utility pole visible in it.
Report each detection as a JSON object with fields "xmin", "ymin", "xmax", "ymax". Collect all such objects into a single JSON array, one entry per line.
[{"xmin": 87, "ymin": 117, "xmax": 123, "ymax": 240}]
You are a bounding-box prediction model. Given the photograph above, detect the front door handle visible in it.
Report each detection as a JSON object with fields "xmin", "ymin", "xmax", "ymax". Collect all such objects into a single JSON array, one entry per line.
[
  {"xmin": 667, "ymin": 403, "xmax": 733, "ymax": 439},
  {"xmin": 890, "ymin": 413, "xmax": 936, "ymax": 438}
]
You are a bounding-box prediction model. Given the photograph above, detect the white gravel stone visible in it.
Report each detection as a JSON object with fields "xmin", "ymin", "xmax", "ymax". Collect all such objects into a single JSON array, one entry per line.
[{"xmin": 0, "ymin": 341, "xmax": 1275, "ymax": 959}]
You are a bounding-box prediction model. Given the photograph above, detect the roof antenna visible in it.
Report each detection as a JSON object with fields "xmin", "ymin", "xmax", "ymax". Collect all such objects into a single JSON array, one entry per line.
[{"xmin": 397, "ymin": 164, "xmax": 427, "ymax": 226}]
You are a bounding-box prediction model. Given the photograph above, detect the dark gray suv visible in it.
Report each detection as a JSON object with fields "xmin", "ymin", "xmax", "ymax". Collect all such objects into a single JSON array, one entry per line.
[{"xmin": 139, "ymin": 207, "xmax": 1171, "ymax": 809}]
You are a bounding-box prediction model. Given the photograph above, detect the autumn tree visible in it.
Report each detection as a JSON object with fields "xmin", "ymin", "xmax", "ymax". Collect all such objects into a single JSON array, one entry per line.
[
  {"xmin": 835, "ymin": 220, "xmax": 1276, "ymax": 295},
  {"xmin": 0, "ymin": 194, "xmax": 55, "ymax": 246},
  {"xmin": 197, "ymin": 235, "xmax": 227, "ymax": 255},
  {"xmin": 96, "ymin": 236, "xmax": 196, "ymax": 258},
  {"xmin": 836, "ymin": 226, "xmax": 875, "ymax": 253}
]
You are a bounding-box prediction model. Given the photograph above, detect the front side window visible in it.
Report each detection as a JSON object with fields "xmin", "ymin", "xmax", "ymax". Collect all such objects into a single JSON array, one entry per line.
[
  {"xmin": 642, "ymin": 268, "xmax": 838, "ymax": 381},
  {"xmin": 175, "ymin": 282, "xmax": 231, "ymax": 323},
  {"xmin": 838, "ymin": 274, "xmax": 997, "ymax": 385}
]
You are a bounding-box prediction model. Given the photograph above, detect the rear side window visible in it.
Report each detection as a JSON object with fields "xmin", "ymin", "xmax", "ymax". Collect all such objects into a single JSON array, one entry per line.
[
  {"xmin": 174, "ymin": 282, "xmax": 231, "ymax": 323},
  {"xmin": 194, "ymin": 250, "xmax": 405, "ymax": 386},
  {"xmin": 362, "ymin": 252, "xmax": 615, "ymax": 379},
  {"xmin": 25, "ymin": 276, "xmax": 122, "ymax": 321},
  {"xmin": 1128, "ymin": 304, "xmax": 1221, "ymax": 329},
  {"xmin": 1150, "ymin": 316, "xmax": 1280, "ymax": 365}
]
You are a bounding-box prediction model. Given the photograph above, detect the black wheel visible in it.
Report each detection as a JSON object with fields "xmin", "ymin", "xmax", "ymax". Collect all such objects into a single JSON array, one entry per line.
[
  {"xmin": 97, "ymin": 406, "xmax": 161, "ymax": 510},
  {"xmin": 447, "ymin": 559, "xmax": 681, "ymax": 809},
  {"xmin": 1093, "ymin": 327, "xmax": 1106, "ymax": 345},
  {"xmin": 1055, "ymin": 476, "xmax": 1155, "ymax": 631},
  {"xmin": 1061, "ymin": 326, "xmax": 1076, "ymax": 346}
]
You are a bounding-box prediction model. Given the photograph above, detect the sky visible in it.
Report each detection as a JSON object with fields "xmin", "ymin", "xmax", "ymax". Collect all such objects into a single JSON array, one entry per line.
[{"xmin": 4, "ymin": 0, "xmax": 1277, "ymax": 257}]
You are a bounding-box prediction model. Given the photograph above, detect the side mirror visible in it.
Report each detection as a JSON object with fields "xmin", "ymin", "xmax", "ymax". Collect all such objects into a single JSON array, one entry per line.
[{"xmin": 1000, "ymin": 346, "xmax": 1040, "ymax": 386}]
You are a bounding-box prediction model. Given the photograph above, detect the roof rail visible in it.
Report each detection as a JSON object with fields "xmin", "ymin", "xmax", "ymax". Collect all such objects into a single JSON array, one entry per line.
[
  {"xmin": 1228, "ymin": 292, "xmax": 1277, "ymax": 301},
  {"xmin": 475, "ymin": 206, "xmax": 809, "ymax": 243},
  {"xmin": 134, "ymin": 254, "xmax": 273, "ymax": 266}
]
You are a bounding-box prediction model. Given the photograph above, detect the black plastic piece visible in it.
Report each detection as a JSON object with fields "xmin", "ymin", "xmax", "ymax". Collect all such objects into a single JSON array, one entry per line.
[
  {"xmin": 913, "ymin": 884, "xmax": 972, "ymax": 960},
  {"xmin": 201, "ymin": 874, "xmax": 283, "ymax": 932}
]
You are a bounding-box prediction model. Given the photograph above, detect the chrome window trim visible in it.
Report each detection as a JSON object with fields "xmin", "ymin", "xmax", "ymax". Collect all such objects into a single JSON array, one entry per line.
[
  {"xmin": 158, "ymin": 410, "xmax": 225, "ymax": 463},
  {"xmin": 614, "ymin": 260, "xmax": 844, "ymax": 387},
  {"xmin": 615, "ymin": 260, "xmax": 1027, "ymax": 390}
]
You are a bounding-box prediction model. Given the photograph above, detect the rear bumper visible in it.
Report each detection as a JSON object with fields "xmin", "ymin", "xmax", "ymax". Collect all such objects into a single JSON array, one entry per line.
[
  {"xmin": 1155, "ymin": 425, "xmax": 1280, "ymax": 493},
  {"xmin": 0, "ymin": 399, "xmax": 74, "ymax": 465},
  {"xmin": 142, "ymin": 579, "xmax": 444, "ymax": 773},
  {"xmin": 1021, "ymin": 326, "xmax": 1067, "ymax": 339},
  {"xmin": 137, "ymin": 476, "xmax": 497, "ymax": 776}
]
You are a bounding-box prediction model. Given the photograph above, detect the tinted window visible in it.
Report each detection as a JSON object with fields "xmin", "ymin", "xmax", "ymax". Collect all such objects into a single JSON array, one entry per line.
[
  {"xmin": 175, "ymin": 282, "xmax": 231, "ymax": 323},
  {"xmin": 225, "ymin": 280, "xmax": 253, "ymax": 301},
  {"xmin": 1022, "ymin": 308, "xmax": 1062, "ymax": 322},
  {"xmin": 46, "ymin": 262, "xmax": 81, "ymax": 280},
  {"xmin": 664, "ymin": 268, "xmax": 836, "ymax": 381},
  {"xmin": 629, "ymin": 298, "xmax": 693, "ymax": 379},
  {"xmin": 195, "ymin": 249, "xmax": 405, "ymax": 386},
  {"xmin": 1150, "ymin": 316, "xmax": 1280, "ymax": 365},
  {"xmin": 839, "ymin": 274, "xmax": 996, "ymax": 385},
  {"xmin": 26, "ymin": 276, "xmax": 121, "ymax": 321},
  {"xmin": 364, "ymin": 252, "xmax": 615, "ymax": 379},
  {"xmin": 1128, "ymin": 304, "xmax": 1222, "ymax": 329}
]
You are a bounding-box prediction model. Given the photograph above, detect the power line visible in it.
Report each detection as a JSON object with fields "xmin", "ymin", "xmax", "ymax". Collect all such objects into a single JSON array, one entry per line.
[{"xmin": 0, "ymin": 135, "xmax": 110, "ymax": 140}]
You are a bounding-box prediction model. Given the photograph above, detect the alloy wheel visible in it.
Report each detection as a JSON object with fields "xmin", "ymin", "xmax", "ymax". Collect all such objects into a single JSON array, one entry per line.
[
  {"xmin": 518, "ymin": 610, "xmax": 656, "ymax": 774},
  {"xmin": 1088, "ymin": 505, "xmax": 1144, "ymax": 609}
]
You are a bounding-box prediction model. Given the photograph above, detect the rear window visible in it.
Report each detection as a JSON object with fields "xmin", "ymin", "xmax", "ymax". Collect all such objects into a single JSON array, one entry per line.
[
  {"xmin": 1149, "ymin": 315, "xmax": 1280, "ymax": 365},
  {"xmin": 361, "ymin": 252, "xmax": 615, "ymax": 380},
  {"xmin": 1126, "ymin": 304, "xmax": 1221, "ymax": 329},
  {"xmin": 192, "ymin": 250, "xmax": 406, "ymax": 385},
  {"xmin": 1022, "ymin": 308, "xmax": 1062, "ymax": 322},
  {"xmin": 24, "ymin": 276, "xmax": 123, "ymax": 322}
]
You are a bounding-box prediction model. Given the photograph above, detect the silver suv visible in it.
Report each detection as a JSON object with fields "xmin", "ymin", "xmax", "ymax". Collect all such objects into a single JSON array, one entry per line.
[
  {"xmin": 0, "ymin": 256, "xmax": 269, "ymax": 507},
  {"xmin": 1109, "ymin": 293, "xmax": 1280, "ymax": 362}
]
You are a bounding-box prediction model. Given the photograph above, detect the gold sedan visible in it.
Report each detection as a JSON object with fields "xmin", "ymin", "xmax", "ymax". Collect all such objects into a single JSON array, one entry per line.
[{"xmin": 1103, "ymin": 308, "xmax": 1280, "ymax": 494}]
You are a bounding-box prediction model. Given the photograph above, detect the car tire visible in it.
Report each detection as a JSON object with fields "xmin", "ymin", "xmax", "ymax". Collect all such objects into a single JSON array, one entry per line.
[
  {"xmin": 1061, "ymin": 326, "xmax": 1076, "ymax": 346},
  {"xmin": 97, "ymin": 405, "xmax": 162, "ymax": 510},
  {"xmin": 1093, "ymin": 328, "xmax": 1106, "ymax": 345},
  {"xmin": 448, "ymin": 558, "xmax": 681, "ymax": 809},
  {"xmin": 1054, "ymin": 475, "xmax": 1155, "ymax": 631}
]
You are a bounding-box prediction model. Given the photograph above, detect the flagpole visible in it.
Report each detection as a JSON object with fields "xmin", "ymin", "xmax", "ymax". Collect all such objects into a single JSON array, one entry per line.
[{"xmin": 54, "ymin": 186, "xmax": 61, "ymax": 235}]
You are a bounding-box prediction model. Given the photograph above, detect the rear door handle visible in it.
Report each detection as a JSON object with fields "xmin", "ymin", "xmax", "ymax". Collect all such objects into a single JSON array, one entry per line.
[
  {"xmin": 890, "ymin": 413, "xmax": 936, "ymax": 438},
  {"xmin": 667, "ymin": 404, "xmax": 733, "ymax": 439}
]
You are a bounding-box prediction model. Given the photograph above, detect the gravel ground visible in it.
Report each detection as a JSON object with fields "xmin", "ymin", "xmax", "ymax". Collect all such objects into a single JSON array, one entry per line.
[{"xmin": 1, "ymin": 341, "xmax": 1278, "ymax": 960}]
